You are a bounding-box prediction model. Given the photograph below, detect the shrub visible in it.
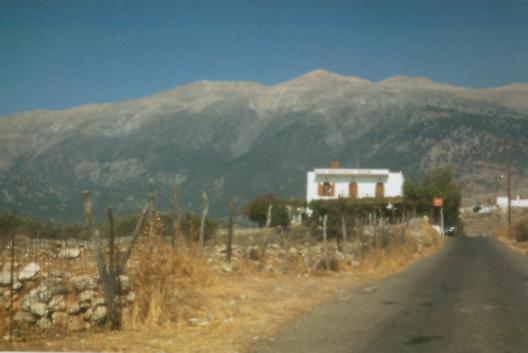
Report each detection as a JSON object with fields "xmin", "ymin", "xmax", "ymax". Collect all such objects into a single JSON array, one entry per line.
[
  {"xmin": 404, "ymin": 167, "xmax": 462, "ymax": 227},
  {"xmin": 242, "ymin": 194, "xmax": 290, "ymax": 227},
  {"xmin": 307, "ymin": 197, "xmax": 412, "ymax": 239},
  {"xmin": 179, "ymin": 212, "xmax": 218, "ymax": 241}
]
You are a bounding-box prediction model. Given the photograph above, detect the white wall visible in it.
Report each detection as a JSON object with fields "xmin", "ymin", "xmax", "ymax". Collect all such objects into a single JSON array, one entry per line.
[
  {"xmin": 497, "ymin": 196, "xmax": 528, "ymax": 208},
  {"xmin": 306, "ymin": 171, "xmax": 404, "ymax": 203},
  {"xmin": 386, "ymin": 172, "xmax": 404, "ymax": 197}
]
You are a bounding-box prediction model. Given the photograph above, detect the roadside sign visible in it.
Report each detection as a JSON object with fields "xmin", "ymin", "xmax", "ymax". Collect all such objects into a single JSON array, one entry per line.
[{"xmin": 433, "ymin": 197, "xmax": 444, "ymax": 207}]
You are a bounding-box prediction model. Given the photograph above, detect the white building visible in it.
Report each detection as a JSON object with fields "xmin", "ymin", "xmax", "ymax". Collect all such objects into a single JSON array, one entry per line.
[
  {"xmin": 497, "ymin": 196, "xmax": 528, "ymax": 209},
  {"xmin": 306, "ymin": 168, "xmax": 404, "ymax": 203}
]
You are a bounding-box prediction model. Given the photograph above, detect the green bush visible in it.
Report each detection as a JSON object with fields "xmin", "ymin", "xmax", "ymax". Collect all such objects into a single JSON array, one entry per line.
[
  {"xmin": 307, "ymin": 197, "xmax": 410, "ymax": 239},
  {"xmin": 404, "ymin": 167, "xmax": 462, "ymax": 228},
  {"xmin": 243, "ymin": 194, "xmax": 290, "ymax": 227},
  {"xmin": 179, "ymin": 212, "xmax": 218, "ymax": 241},
  {"xmin": 0, "ymin": 212, "xmax": 88, "ymax": 240}
]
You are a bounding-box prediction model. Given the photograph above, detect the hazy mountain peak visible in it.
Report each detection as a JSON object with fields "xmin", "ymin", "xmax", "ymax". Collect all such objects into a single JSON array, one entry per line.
[
  {"xmin": 280, "ymin": 69, "xmax": 372, "ymax": 87},
  {"xmin": 1, "ymin": 68, "xmax": 528, "ymax": 222}
]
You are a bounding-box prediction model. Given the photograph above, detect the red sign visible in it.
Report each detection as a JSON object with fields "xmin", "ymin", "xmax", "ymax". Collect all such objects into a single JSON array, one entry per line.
[{"xmin": 433, "ymin": 198, "xmax": 444, "ymax": 207}]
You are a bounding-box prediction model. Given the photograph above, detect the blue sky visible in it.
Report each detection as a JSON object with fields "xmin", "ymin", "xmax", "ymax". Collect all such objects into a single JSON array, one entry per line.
[{"xmin": 1, "ymin": 0, "xmax": 527, "ymax": 116}]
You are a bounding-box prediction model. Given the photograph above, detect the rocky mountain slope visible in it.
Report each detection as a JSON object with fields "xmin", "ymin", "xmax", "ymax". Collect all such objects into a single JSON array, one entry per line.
[{"xmin": 1, "ymin": 70, "xmax": 527, "ymax": 222}]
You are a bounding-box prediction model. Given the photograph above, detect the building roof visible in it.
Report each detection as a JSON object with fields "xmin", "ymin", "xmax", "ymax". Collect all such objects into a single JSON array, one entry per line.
[{"xmin": 313, "ymin": 168, "xmax": 393, "ymax": 176}]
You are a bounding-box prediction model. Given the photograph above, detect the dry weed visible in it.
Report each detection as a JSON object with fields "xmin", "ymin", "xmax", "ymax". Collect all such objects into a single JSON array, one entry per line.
[
  {"xmin": 507, "ymin": 216, "xmax": 528, "ymax": 242},
  {"xmin": 124, "ymin": 238, "xmax": 215, "ymax": 330}
]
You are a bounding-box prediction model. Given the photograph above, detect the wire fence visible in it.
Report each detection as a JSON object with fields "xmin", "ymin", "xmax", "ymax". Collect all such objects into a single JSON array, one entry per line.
[{"xmin": 1, "ymin": 200, "xmax": 431, "ymax": 345}]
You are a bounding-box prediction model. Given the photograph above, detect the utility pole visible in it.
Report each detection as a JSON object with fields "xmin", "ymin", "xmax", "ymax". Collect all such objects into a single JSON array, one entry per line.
[
  {"xmin": 496, "ymin": 174, "xmax": 503, "ymax": 230},
  {"xmin": 506, "ymin": 142, "xmax": 512, "ymax": 227}
]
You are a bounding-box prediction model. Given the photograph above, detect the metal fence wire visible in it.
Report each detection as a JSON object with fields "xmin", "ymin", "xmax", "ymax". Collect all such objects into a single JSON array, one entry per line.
[{"xmin": 1, "ymin": 204, "xmax": 425, "ymax": 344}]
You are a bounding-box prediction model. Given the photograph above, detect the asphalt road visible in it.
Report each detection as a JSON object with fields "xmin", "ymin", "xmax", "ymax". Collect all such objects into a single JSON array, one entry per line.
[{"xmin": 254, "ymin": 237, "xmax": 528, "ymax": 353}]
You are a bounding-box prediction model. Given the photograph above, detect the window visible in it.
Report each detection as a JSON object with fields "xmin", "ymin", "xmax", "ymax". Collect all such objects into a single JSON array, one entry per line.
[
  {"xmin": 318, "ymin": 181, "xmax": 335, "ymax": 196},
  {"xmin": 349, "ymin": 182, "xmax": 358, "ymax": 198},
  {"xmin": 375, "ymin": 182, "xmax": 385, "ymax": 198}
]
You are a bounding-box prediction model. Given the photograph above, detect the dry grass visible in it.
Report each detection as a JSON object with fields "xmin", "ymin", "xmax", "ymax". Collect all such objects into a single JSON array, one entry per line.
[
  {"xmin": 495, "ymin": 213, "xmax": 528, "ymax": 255},
  {"xmin": 2, "ymin": 223, "xmax": 443, "ymax": 353},
  {"xmin": 507, "ymin": 216, "xmax": 528, "ymax": 242},
  {"xmin": 124, "ymin": 238, "xmax": 214, "ymax": 329}
]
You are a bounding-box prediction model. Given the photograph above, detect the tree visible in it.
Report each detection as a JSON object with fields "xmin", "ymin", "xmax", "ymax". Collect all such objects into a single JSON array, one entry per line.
[
  {"xmin": 404, "ymin": 167, "xmax": 462, "ymax": 227},
  {"xmin": 243, "ymin": 194, "xmax": 289, "ymax": 227}
]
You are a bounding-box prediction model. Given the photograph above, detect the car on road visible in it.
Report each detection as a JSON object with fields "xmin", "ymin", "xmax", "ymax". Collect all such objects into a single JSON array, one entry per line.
[{"xmin": 445, "ymin": 226, "xmax": 456, "ymax": 236}]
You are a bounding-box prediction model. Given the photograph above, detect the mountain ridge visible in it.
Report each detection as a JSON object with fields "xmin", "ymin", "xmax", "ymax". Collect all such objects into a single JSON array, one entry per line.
[
  {"xmin": 1, "ymin": 70, "xmax": 528, "ymax": 222},
  {"xmin": 3, "ymin": 70, "xmax": 528, "ymax": 119}
]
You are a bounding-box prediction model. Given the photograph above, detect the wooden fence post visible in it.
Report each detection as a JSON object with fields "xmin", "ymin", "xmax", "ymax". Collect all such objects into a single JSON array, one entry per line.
[
  {"xmin": 341, "ymin": 214, "xmax": 348, "ymax": 259},
  {"xmin": 171, "ymin": 185, "xmax": 178, "ymax": 249},
  {"xmin": 199, "ymin": 191, "xmax": 209, "ymax": 253},
  {"xmin": 82, "ymin": 190, "xmax": 148, "ymax": 329},
  {"xmin": 8, "ymin": 210, "xmax": 16, "ymax": 342},
  {"xmin": 226, "ymin": 201, "xmax": 235, "ymax": 263},
  {"xmin": 258, "ymin": 204, "xmax": 273, "ymax": 266},
  {"xmin": 322, "ymin": 214, "xmax": 329, "ymax": 270},
  {"xmin": 147, "ymin": 179, "xmax": 156, "ymax": 238},
  {"xmin": 282, "ymin": 206, "xmax": 292, "ymax": 274}
]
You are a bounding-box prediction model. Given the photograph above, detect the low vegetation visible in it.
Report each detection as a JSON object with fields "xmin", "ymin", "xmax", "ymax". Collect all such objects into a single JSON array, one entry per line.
[
  {"xmin": 404, "ymin": 167, "xmax": 463, "ymax": 230},
  {"xmin": 499, "ymin": 214, "xmax": 528, "ymax": 242},
  {"xmin": 1, "ymin": 215, "xmax": 443, "ymax": 352}
]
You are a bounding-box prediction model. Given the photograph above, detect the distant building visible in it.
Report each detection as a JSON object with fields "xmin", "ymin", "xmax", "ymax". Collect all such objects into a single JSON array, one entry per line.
[
  {"xmin": 306, "ymin": 167, "xmax": 404, "ymax": 203},
  {"xmin": 496, "ymin": 196, "xmax": 528, "ymax": 209}
]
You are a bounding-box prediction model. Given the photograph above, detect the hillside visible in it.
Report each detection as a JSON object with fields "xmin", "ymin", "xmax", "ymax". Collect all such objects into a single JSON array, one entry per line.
[{"xmin": 1, "ymin": 70, "xmax": 528, "ymax": 222}]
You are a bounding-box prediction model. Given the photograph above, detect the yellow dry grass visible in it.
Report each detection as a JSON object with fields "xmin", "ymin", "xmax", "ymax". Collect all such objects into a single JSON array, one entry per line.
[
  {"xmin": 2, "ymin": 224, "xmax": 443, "ymax": 353},
  {"xmin": 495, "ymin": 214, "xmax": 528, "ymax": 255}
]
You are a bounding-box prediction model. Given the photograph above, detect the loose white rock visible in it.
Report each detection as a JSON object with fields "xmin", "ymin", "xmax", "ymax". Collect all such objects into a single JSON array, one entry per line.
[
  {"xmin": 118, "ymin": 275, "xmax": 130, "ymax": 291},
  {"xmin": 36, "ymin": 317, "xmax": 52, "ymax": 329},
  {"xmin": 49, "ymin": 295, "xmax": 67, "ymax": 312},
  {"xmin": 30, "ymin": 302, "xmax": 50, "ymax": 317},
  {"xmin": 59, "ymin": 248, "xmax": 82, "ymax": 259},
  {"xmin": 0, "ymin": 272, "xmax": 13, "ymax": 286},
  {"xmin": 79, "ymin": 290, "xmax": 97, "ymax": 303},
  {"xmin": 18, "ymin": 262, "xmax": 40, "ymax": 281},
  {"xmin": 72, "ymin": 275, "xmax": 97, "ymax": 292}
]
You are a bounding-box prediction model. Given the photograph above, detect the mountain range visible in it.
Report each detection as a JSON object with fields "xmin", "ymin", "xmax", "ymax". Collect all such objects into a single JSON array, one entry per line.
[{"xmin": 1, "ymin": 69, "xmax": 528, "ymax": 222}]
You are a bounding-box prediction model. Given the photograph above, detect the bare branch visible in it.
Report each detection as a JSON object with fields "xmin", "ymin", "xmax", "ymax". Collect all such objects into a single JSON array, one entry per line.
[{"xmin": 119, "ymin": 204, "xmax": 148, "ymax": 273}]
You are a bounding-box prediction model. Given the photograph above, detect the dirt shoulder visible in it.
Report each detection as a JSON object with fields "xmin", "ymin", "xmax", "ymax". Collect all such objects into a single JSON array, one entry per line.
[
  {"xmin": 3, "ymin": 237, "xmax": 442, "ymax": 353},
  {"xmin": 496, "ymin": 235, "xmax": 528, "ymax": 256}
]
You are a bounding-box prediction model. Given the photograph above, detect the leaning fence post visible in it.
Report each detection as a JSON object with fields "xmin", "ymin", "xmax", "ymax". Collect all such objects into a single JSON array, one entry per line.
[{"xmin": 82, "ymin": 190, "xmax": 147, "ymax": 329}]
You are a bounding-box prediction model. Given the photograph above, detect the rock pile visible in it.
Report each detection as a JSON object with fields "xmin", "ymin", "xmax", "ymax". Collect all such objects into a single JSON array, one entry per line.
[{"xmin": 1, "ymin": 260, "xmax": 134, "ymax": 335}]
